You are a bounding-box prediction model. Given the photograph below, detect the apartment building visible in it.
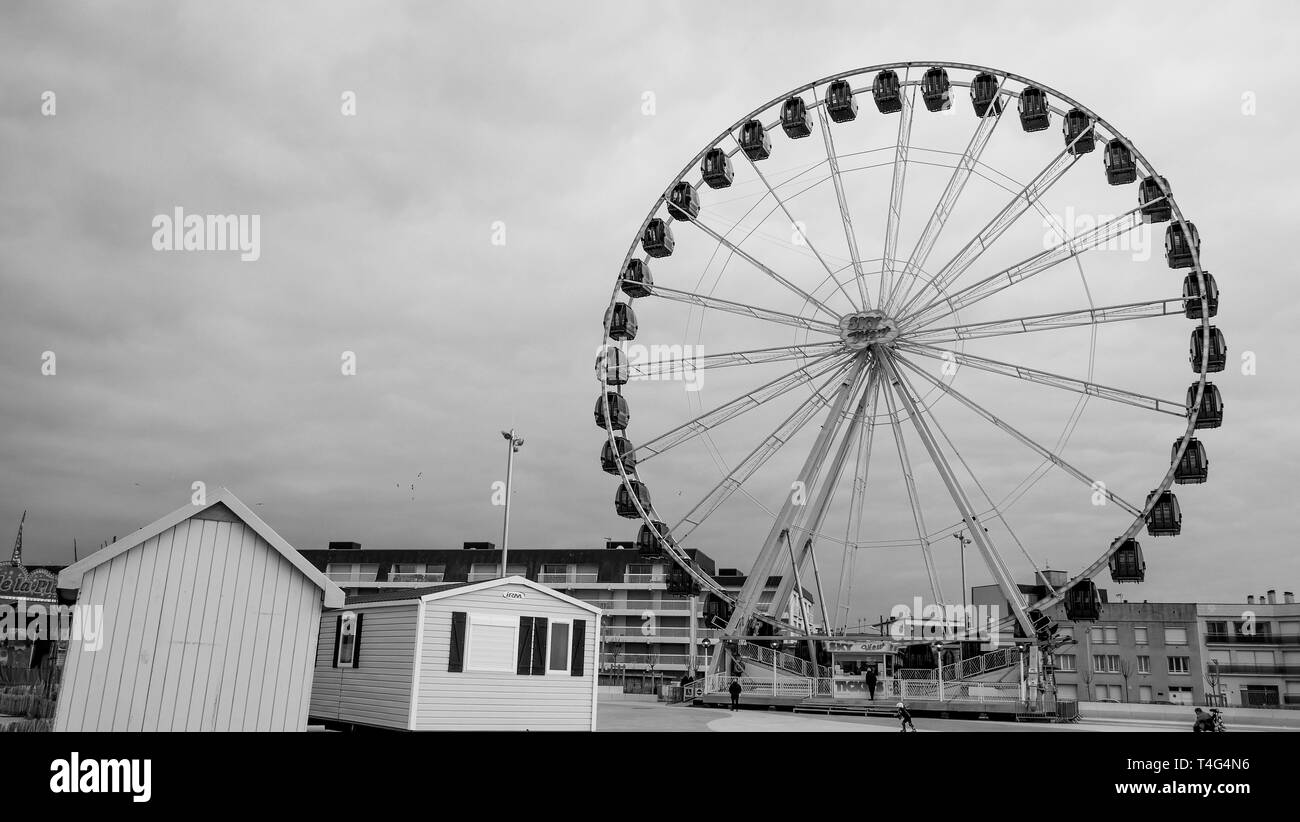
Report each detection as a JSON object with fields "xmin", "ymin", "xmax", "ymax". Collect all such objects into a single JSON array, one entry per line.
[
  {"xmin": 299, "ymin": 541, "xmax": 818, "ymax": 683},
  {"xmin": 1199, "ymin": 589, "xmax": 1300, "ymax": 708},
  {"xmin": 973, "ymin": 571, "xmax": 1204, "ymax": 705}
]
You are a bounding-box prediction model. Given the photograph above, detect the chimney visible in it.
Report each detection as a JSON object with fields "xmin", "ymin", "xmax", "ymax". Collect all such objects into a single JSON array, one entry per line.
[
  {"xmin": 1247, "ymin": 595, "xmax": 1254, "ymax": 605},
  {"xmin": 1268, "ymin": 590, "xmax": 1277, "ymax": 605},
  {"xmin": 1285, "ymin": 592, "xmax": 1295, "ymax": 604}
]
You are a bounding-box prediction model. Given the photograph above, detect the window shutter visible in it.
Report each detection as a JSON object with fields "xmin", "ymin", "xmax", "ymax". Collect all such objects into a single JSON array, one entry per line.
[
  {"xmin": 449, "ymin": 611, "xmax": 466, "ymax": 672},
  {"xmin": 517, "ymin": 617, "xmax": 535, "ymax": 675},
  {"xmin": 331, "ymin": 615, "xmax": 343, "ymax": 668},
  {"xmin": 531, "ymin": 618, "xmax": 548, "ymax": 675},
  {"xmin": 351, "ymin": 613, "xmax": 365, "ymax": 668},
  {"xmin": 570, "ymin": 619, "xmax": 586, "ymax": 676}
]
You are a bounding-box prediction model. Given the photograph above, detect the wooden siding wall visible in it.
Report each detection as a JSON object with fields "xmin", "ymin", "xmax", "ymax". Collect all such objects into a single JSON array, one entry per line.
[
  {"xmin": 54, "ymin": 517, "xmax": 325, "ymax": 732},
  {"xmin": 415, "ymin": 583, "xmax": 597, "ymax": 731},
  {"xmin": 307, "ymin": 603, "xmax": 418, "ymax": 730}
]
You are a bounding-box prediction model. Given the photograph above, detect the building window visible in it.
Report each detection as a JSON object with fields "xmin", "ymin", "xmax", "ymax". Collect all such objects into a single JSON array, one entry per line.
[
  {"xmin": 1234, "ymin": 620, "xmax": 1271, "ymax": 639},
  {"xmin": 466, "ymin": 613, "xmax": 519, "ymax": 673},
  {"xmin": 1206, "ymin": 620, "xmax": 1228, "ymax": 637},
  {"xmin": 1097, "ymin": 684, "xmax": 1123, "ymax": 701},
  {"xmin": 1057, "ymin": 626, "xmax": 1074, "ymax": 641},
  {"xmin": 1139, "ymin": 685, "xmax": 1153, "ymax": 703},
  {"xmin": 1137, "ymin": 655, "xmax": 1150, "ymax": 674},
  {"xmin": 1165, "ymin": 627, "xmax": 1188, "ymax": 646},
  {"xmin": 1090, "ymin": 626, "xmax": 1118, "ymax": 645},
  {"xmin": 1133, "ymin": 627, "xmax": 1148, "ymax": 645},
  {"xmin": 334, "ymin": 612, "xmax": 361, "ymax": 667},
  {"xmin": 549, "ymin": 621, "xmax": 571, "ymax": 673},
  {"xmin": 1054, "ymin": 654, "xmax": 1076, "ymax": 672},
  {"xmin": 1057, "ymin": 683, "xmax": 1078, "ymax": 701},
  {"xmin": 1168, "ymin": 656, "xmax": 1190, "ymax": 675},
  {"xmin": 1093, "ymin": 654, "xmax": 1121, "ymax": 673}
]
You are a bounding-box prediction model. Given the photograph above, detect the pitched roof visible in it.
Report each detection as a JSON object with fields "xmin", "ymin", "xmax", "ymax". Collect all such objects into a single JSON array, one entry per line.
[
  {"xmin": 56, "ymin": 488, "xmax": 345, "ymax": 608},
  {"xmin": 338, "ymin": 576, "xmax": 601, "ymax": 614}
]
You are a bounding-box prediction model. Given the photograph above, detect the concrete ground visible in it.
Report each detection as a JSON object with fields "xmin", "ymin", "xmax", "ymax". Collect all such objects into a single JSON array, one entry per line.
[{"xmin": 596, "ymin": 699, "xmax": 1293, "ymax": 732}]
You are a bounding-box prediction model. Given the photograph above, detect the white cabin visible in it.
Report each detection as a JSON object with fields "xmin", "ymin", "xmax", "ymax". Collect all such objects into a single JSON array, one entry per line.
[
  {"xmin": 54, "ymin": 489, "xmax": 344, "ymax": 731},
  {"xmin": 308, "ymin": 576, "xmax": 601, "ymax": 731}
]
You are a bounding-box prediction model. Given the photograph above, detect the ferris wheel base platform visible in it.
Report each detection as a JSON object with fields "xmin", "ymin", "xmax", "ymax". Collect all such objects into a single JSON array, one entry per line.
[{"xmin": 701, "ymin": 692, "xmax": 1073, "ymax": 722}]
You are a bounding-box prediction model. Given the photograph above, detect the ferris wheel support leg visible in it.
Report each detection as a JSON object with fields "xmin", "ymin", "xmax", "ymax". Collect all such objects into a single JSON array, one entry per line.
[
  {"xmin": 876, "ymin": 351, "xmax": 1037, "ymax": 639},
  {"xmin": 718, "ymin": 358, "xmax": 869, "ymax": 653},
  {"xmin": 769, "ymin": 368, "xmax": 878, "ymax": 638}
]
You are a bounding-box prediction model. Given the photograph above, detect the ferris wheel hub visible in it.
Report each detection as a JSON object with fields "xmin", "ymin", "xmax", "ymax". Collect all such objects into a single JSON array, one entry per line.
[{"xmin": 839, "ymin": 309, "xmax": 900, "ymax": 350}]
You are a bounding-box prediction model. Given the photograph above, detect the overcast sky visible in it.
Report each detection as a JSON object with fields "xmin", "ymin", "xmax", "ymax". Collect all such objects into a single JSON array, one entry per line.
[{"xmin": 3, "ymin": 0, "xmax": 1297, "ymax": 623}]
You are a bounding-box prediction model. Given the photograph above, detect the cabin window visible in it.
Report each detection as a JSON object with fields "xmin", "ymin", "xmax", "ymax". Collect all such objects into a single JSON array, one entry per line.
[
  {"xmin": 334, "ymin": 612, "xmax": 362, "ymax": 667},
  {"xmin": 466, "ymin": 613, "xmax": 519, "ymax": 673},
  {"xmin": 548, "ymin": 621, "xmax": 571, "ymax": 673}
]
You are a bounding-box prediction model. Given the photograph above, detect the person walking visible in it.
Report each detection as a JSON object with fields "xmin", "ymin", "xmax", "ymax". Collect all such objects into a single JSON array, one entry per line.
[
  {"xmin": 896, "ymin": 701, "xmax": 916, "ymax": 732},
  {"xmin": 864, "ymin": 667, "xmax": 878, "ymax": 701},
  {"xmin": 728, "ymin": 678, "xmax": 743, "ymax": 711}
]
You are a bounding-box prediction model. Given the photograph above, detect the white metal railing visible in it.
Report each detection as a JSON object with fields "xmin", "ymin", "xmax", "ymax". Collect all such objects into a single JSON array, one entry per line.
[
  {"xmin": 539, "ymin": 573, "xmax": 599, "ymax": 584},
  {"xmin": 896, "ymin": 668, "xmax": 937, "ymax": 681},
  {"xmin": 616, "ymin": 599, "xmax": 693, "ymax": 610},
  {"xmin": 693, "ymin": 674, "xmax": 1030, "ymax": 706},
  {"xmin": 737, "ymin": 642, "xmax": 824, "ymax": 679},
  {"xmin": 623, "ymin": 574, "xmax": 667, "ymax": 584},
  {"xmin": 389, "ymin": 573, "xmax": 445, "ymax": 583},
  {"xmin": 604, "ymin": 627, "xmax": 722, "ymax": 639},
  {"xmin": 941, "ymin": 646, "xmax": 1021, "ymax": 681},
  {"xmin": 600, "ymin": 653, "xmax": 697, "ymax": 668},
  {"xmin": 326, "ymin": 573, "xmax": 378, "ymax": 583}
]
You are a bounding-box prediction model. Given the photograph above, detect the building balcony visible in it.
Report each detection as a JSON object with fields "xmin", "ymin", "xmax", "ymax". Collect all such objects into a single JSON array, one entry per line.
[
  {"xmin": 604, "ymin": 627, "xmax": 721, "ymax": 640},
  {"xmin": 623, "ymin": 574, "xmax": 667, "ymax": 584},
  {"xmin": 1208, "ymin": 663, "xmax": 1300, "ymax": 676},
  {"xmin": 538, "ymin": 573, "xmax": 600, "ymax": 585},
  {"xmin": 1205, "ymin": 633, "xmax": 1300, "ymax": 645},
  {"xmin": 388, "ymin": 573, "xmax": 445, "ymax": 584}
]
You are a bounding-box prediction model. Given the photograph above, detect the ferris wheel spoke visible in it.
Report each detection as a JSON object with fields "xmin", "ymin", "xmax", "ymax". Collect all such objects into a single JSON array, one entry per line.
[
  {"xmin": 628, "ymin": 340, "xmax": 844, "ymax": 380},
  {"xmin": 634, "ymin": 352, "xmax": 853, "ymax": 463},
  {"xmin": 903, "ymin": 296, "xmax": 1185, "ymax": 346},
  {"xmin": 901, "ymin": 205, "xmax": 1153, "ymax": 331},
  {"xmin": 834, "ymin": 378, "xmax": 880, "ymax": 629},
  {"xmin": 894, "ymin": 144, "xmax": 1084, "ymax": 320},
  {"xmin": 642, "ymin": 282, "xmax": 842, "ymax": 336},
  {"xmin": 727, "ymin": 134, "xmax": 861, "ymax": 312},
  {"xmin": 686, "ymin": 214, "xmax": 843, "ymax": 319},
  {"xmin": 878, "ymin": 79, "xmax": 916, "ymax": 311},
  {"xmin": 896, "ymin": 341, "xmax": 1185, "ymax": 417},
  {"xmin": 892, "ymin": 353, "xmax": 1143, "ymax": 517},
  {"xmin": 877, "ymin": 351, "xmax": 1035, "ymax": 635},
  {"xmin": 890, "ymin": 362, "xmax": 1058, "ymax": 601},
  {"xmin": 669, "ymin": 357, "xmax": 864, "ymax": 543},
  {"xmin": 880, "ymin": 377, "xmax": 944, "ymax": 603},
  {"xmin": 884, "ymin": 77, "xmax": 1009, "ymax": 316},
  {"xmin": 813, "ymin": 98, "xmax": 871, "ymax": 309}
]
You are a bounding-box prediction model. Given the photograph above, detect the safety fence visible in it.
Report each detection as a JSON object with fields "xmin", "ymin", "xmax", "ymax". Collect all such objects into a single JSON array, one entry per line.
[{"xmin": 695, "ymin": 674, "xmax": 1029, "ymax": 706}]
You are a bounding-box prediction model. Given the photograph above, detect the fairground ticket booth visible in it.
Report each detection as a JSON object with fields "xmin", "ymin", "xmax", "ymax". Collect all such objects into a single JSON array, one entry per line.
[{"xmin": 826, "ymin": 639, "xmax": 901, "ymax": 699}]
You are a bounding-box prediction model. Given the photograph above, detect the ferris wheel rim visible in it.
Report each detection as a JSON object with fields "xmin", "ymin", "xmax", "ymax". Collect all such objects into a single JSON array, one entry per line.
[{"xmin": 598, "ymin": 61, "xmax": 1216, "ymax": 625}]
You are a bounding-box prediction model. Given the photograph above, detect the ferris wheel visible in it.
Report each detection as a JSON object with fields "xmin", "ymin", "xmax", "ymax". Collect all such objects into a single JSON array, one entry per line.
[{"xmin": 595, "ymin": 62, "xmax": 1223, "ymax": 644}]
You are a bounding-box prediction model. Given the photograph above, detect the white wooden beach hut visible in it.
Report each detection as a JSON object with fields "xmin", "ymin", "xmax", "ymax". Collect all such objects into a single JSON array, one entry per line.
[
  {"xmin": 53, "ymin": 488, "xmax": 344, "ymax": 731},
  {"xmin": 308, "ymin": 576, "xmax": 601, "ymax": 731}
]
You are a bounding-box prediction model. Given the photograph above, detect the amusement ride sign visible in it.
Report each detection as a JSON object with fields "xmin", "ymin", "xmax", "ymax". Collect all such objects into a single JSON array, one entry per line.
[{"xmin": 0, "ymin": 565, "xmax": 58, "ymax": 600}]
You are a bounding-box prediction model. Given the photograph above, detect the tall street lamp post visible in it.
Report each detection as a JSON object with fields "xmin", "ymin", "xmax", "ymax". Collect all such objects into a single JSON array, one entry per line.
[{"xmin": 500, "ymin": 429, "xmax": 524, "ymax": 577}]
